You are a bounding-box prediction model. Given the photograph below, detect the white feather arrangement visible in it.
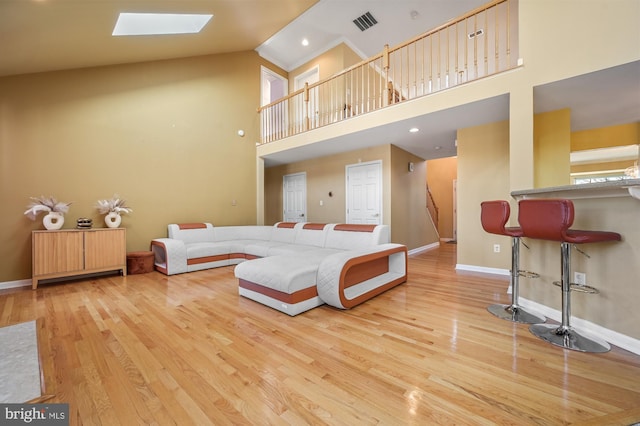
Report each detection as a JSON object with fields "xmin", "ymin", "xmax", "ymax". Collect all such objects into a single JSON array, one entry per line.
[
  {"xmin": 24, "ymin": 196, "xmax": 72, "ymax": 221},
  {"xmin": 95, "ymin": 195, "xmax": 132, "ymax": 215}
]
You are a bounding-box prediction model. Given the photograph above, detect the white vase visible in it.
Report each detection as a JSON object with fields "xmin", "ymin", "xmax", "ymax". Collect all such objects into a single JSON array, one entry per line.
[
  {"xmin": 105, "ymin": 212, "xmax": 122, "ymax": 228},
  {"xmin": 43, "ymin": 212, "xmax": 64, "ymax": 230}
]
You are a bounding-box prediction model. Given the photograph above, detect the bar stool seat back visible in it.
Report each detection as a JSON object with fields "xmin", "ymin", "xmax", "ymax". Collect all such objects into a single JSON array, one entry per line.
[{"xmin": 480, "ymin": 200, "xmax": 545, "ymax": 324}]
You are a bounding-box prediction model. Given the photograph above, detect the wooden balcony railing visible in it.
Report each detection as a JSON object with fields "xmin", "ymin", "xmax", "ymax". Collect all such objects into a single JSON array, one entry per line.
[{"xmin": 258, "ymin": 0, "xmax": 517, "ymax": 144}]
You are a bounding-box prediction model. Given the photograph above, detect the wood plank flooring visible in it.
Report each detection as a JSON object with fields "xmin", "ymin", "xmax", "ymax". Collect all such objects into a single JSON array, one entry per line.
[{"xmin": 1, "ymin": 244, "xmax": 639, "ymax": 425}]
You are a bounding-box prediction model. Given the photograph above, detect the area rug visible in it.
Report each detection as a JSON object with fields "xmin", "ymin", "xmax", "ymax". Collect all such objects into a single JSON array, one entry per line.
[{"xmin": 0, "ymin": 320, "xmax": 43, "ymax": 403}]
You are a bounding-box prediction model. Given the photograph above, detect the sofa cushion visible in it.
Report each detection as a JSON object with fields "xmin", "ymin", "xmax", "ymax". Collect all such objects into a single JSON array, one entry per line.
[
  {"xmin": 168, "ymin": 223, "xmax": 215, "ymax": 244},
  {"xmin": 267, "ymin": 223, "xmax": 329, "ymax": 256},
  {"xmin": 235, "ymin": 255, "xmax": 321, "ymax": 295},
  {"xmin": 324, "ymin": 224, "xmax": 389, "ymax": 250},
  {"xmin": 214, "ymin": 226, "xmax": 272, "ymax": 242}
]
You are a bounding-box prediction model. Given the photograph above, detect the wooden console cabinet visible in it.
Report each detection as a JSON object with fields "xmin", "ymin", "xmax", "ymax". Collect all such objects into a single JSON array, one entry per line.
[{"xmin": 32, "ymin": 228, "xmax": 126, "ymax": 289}]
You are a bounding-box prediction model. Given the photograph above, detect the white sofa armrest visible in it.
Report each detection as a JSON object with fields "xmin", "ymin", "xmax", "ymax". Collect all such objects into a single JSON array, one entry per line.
[
  {"xmin": 316, "ymin": 243, "xmax": 407, "ymax": 309},
  {"xmin": 151, "ymin": 238, "xmax": 188, "ymax": 275}
]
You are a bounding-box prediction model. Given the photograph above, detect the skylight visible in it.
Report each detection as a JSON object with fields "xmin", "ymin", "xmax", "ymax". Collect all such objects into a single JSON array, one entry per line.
[{"xmin": 112, "ymin": 13, "xmax": 213, "ymax": 36}]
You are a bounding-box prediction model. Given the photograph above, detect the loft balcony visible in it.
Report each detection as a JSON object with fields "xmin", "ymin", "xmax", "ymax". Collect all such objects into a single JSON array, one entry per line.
[{"xmin": 258, "ymin": 0, "xmax": 518, "ymax": 151}]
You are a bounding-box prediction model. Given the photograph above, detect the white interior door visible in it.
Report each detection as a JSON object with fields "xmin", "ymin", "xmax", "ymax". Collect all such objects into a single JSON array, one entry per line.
[
  {"xmin": 346, "ymin": 161, "xmax": 382, "ymax": 224},
  {"xmin": 283, "ymin": 172, "xmax": 307, "ymax": 222}
]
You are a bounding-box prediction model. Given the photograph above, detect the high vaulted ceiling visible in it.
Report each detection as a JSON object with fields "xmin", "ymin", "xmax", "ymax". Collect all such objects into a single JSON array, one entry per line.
[
  {"xmin": 0, "ymin": 0, "xmax": 490, "ymax": 78},
  {"xmin": 1, "ymin": 0, "xmax": 638, "ymax": 164},
  {"xmin": 0, "ymin": 0, "xmax": 318, "ymax": 78}
]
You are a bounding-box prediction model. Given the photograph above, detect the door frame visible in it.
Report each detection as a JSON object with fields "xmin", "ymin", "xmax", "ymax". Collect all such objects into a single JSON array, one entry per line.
[
  {"xmin": 261, "ymin": 66, "xmax": 289, "ymax": 139},
  {"xmin": 345, "ymin": 160, "xmax": 383, "ymax": 224},
  {"xmin": 283, "ymin": 172, "xmax": 307, "ymax": 222}
]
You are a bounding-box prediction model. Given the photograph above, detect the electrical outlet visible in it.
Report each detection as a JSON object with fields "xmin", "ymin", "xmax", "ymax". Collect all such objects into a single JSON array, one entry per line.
[
  {"xmin": 493, "ymin": 244, "xmax": 500, "ymax": 253},
  {"xmin": 574, "ymin": 272, "xmax": 586, "ymax": 285}
]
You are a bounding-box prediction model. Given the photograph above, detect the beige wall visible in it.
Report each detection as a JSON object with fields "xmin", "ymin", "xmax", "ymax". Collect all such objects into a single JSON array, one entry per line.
[
  {"xmin": 0, "ymin": 51, "xmax": 270, "ymax": 282},
  {"xmin": 264, "ymin": 144, "xmax": 438, "ymax": 249},
  {"xmin": 265, "ymin": 145, "xmax": 390, "ymax": 225},
  {"xmin": 426, "ymin": 157, "xmax": 458, "ymax": 239},
  {"xmin": 457, "ymin": 120, "xmax": 512, "ymax": 270},
  {"xmin": 390, "ymin": 145, "xmax": 438, "ymax": 250}
]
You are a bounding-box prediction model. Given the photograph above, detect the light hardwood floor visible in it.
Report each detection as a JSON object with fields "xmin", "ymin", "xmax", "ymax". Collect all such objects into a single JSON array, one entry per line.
[{"xmin": 1, "ymin": 244, "xmax": 639, "ymax": 425}]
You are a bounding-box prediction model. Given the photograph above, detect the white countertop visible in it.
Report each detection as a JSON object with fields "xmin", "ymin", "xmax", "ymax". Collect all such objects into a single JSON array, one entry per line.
[{"xmin": 511, "ymin": 179, "xmax": 640, "ymax": 200}]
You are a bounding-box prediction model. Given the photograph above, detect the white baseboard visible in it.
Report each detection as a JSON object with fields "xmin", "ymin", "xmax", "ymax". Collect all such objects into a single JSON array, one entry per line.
[
  {"xmin": 408, "ymin": 242, "xmax": 440, "ymax": 256},
  {"xmin": 455, "ymin": 263, "xmax": 510, "ymax": 276},
  {"xmin": 519, "ymin": 298, "xmax": 640, "ymax": 356},
  {"xmin": 453, "ymin": 265, "xmax": 639, "ymax": 355},
  {"xmin": 0, "ymin": 279, "xmax": 31, "ymax": 291}
]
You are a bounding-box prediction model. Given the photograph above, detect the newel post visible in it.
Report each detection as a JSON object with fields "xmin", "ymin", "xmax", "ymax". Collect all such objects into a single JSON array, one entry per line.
[
  {"xmin": 303, "ymin": 82, "xmax": 310, "ymax": 131},
  {"xmin": 382, "ymin": 44, "xmax": 390, "ymax": 106}
]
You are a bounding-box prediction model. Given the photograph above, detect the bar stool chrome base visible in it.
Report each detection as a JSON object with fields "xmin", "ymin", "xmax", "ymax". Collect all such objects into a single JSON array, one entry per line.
[
  {"xmin": 529, "ymin": 324, "xmax": 610, "ymax": 353},
  {"xmin": 488, "ymin": 304, "xmax": 546, "ymax": 324}
]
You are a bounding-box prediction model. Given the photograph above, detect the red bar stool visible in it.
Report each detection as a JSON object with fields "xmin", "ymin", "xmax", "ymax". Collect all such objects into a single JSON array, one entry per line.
[
  {"xmin": 480, "ymin": 200, "xmax": 546, "ymax": 324},
  {"xmin": 518, "ymin": 199, "xmax": 621, "ymax": 353}
]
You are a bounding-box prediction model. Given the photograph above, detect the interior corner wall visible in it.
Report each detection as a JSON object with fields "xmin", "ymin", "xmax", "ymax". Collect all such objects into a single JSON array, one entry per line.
[
  {"xmin": 0, "ymin": 51, "xmax": 265, "ymax": 283},
  {"xmin": 456, "ymin": 120, "xmax": 511, "ymax": 270},
  {"xmin": 426, "ymin": 157, "xmax": 458, "ymax": 239},
  {"xmin": 534, "ymin": 109, "xmax": 571, "ymax": 188},
  {"xmin": 288, "ymin": 43, "xmax": 363, "ymax": 90},
  {"xmin": 390, "ymin": 145, "xmax": 438, "ymax": 250}
]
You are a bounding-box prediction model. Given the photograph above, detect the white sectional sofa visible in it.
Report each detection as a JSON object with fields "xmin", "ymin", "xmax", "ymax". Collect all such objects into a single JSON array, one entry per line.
[{"xmin": 151, "ymin": 222, "xmax": 408, "ymax": 315}]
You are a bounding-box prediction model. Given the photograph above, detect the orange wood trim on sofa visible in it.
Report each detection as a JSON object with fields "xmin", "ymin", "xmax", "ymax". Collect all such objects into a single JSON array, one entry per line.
[
  {"xmin": 338, "ymin": 246, "xmax": 408, "ymax": 309},
  {"xmin": 239, "ymin": 279, "xmax": 318, "ymax": 304},
  {"xmin": 177, "ymin": 223, "xmax": 208, "ymax": 230},
  {"xmin": 303, "ymin": 223, "xmax": 327, "ymax": 230},
  {"xmin": 229, "ymin": 253, "xmax": 247, "ymax": 259},
  {"xmin": 277, "ymin": 222, "xmax": 296, "ymax": 228},
  {"xmin": 343, "ymin": 257, "xmax": 389, "ymax": 288},
  {"xmin": 188, "ymin": 254, "xmax": 229, "ymax": 265},
  {"xmin": 333, "ymin": 224, "xmax": 376, "ymax": 232}
]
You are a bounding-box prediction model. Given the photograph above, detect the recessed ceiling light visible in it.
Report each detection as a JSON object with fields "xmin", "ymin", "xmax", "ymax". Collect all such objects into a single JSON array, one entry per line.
[
  {"xmin": 301, "ymin": 38, "xmax": 309, "ymax": 46},
  {"xmin": 112, "ymin": 13, "xmax": 213, "ymax": 36},
  {"xmin": 409, "ymin": 127, "xmax": 419, "ymax": 133}
]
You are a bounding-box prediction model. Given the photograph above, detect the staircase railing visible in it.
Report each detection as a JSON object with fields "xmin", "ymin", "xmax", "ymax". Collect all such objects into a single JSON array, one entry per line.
[
  {"xmin": 427, "ymin": 186, "xmax": 439, "ymax": 229},
  {"xmin": 258, "ymin": 0, "xmax": 517, "ymax": 144}
]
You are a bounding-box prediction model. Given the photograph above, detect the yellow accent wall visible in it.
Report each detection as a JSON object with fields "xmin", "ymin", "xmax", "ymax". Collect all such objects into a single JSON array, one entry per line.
[
  {"xmin": 0, "ymin": 51, "xmax": 270, "ymax": 282},
  {"xmin": 426, "ymin": 157, "xmax": 458, "ymax": 240},
  {"xmin": 534, "ymin": 108, "xmax": 571, "ymax": 188},
  {"xmin": 571, "ymin": 122, "xmax": 640, "ymax": 151}
]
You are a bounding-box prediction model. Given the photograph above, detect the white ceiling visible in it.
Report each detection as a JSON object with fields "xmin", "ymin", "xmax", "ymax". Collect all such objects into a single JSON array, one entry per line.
[
  {"xmin": 256, "ymin": 0, "xmax": 489, "ymax": 72},
  {"xmin": 1, "ymin": 0, "xmax": 638, "ymax": 166}
]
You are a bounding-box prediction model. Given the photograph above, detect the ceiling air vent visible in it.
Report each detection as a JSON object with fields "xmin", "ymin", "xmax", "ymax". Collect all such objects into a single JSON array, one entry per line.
[{"xmin": 353, "ymin": 12, "xmax": 378, "ymax": 32}]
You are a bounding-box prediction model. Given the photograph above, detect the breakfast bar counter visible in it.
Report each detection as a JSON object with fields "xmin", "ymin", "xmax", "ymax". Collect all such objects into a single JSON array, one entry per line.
[{"xmin": 506, "ymin": 179, "xmax": 640, "ymax": 352}]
